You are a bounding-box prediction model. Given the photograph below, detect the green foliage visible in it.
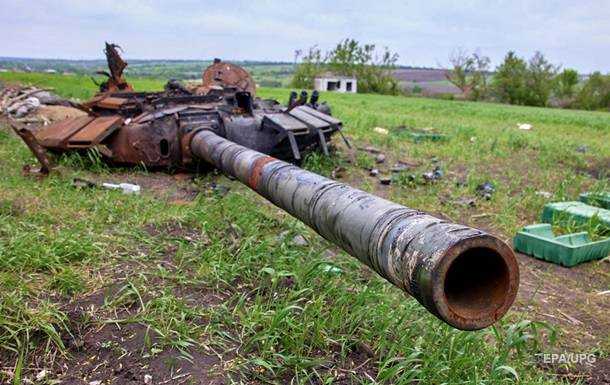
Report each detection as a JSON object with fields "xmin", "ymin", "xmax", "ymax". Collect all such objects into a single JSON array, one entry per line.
[
  {"xmin": 49, "ymin": 267, "xmax": 85, "ymax": 296},
  {"xmin": 554, "ymin": 68, "xmax": 579, "ymax": 98},
  {"xmin": 292, "ymin": 39, "xmax": 399, "ymax": 95},
  {"xmin": 446, "ymin": 49, "xmax": 490, "ymax": 101},
  {"xmin": 574, "ymin": 72, "xmax": 610, "ymax": 111},
  {"xmin": 492, "ymin": 51, "xmax": 529, "ymax": 105},
  {"xmin": 492, "ymin": 51, "xmax": 558, "ymax": 106},
  {"xmin": 291, "ymin": 46, "xmax": 326, "ymax": 90},
  {"xmin": 524, "ymin": 51, "xmax": 558, "ymax": 107}
]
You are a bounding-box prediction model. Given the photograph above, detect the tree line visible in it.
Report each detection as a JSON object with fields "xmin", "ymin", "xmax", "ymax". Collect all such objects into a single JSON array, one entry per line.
[
  {"xmin": 446, "ymin": 49, "xmax": 610, "ymax": 111},
  {"xmin": 291, "ymin": 39, "xmax": 609, "ymax": 111}
]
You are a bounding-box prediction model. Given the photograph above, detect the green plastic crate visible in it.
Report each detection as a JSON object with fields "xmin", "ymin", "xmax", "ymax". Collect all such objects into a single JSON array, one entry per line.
[
  {"xmin": 541, "ymin": 201, "xmax": 610, "ymax": 230},
  {"xmin": 579, "ymin": 192, "xmax": 610, "ymax": 209},
  {"xmin": 513, "ymin": 224, "xmax": 610, "ymax": 267}
]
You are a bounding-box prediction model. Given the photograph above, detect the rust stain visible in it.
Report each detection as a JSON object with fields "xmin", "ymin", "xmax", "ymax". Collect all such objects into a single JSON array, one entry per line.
[{"xmin": 247, "ymin": 156, "xmax": 276, "ymax": 190}]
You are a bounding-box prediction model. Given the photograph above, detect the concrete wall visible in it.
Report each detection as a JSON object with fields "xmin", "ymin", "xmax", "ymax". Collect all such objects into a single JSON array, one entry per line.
[{"xmin": 314, "ymin": 77, "xmax": 357, "ymax": 93}]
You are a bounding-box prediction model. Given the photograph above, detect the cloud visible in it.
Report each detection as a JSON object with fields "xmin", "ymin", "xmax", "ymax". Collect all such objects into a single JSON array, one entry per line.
[{"xmin": 0, "ymin": 0, "xmax": 608, "ymax": 72}]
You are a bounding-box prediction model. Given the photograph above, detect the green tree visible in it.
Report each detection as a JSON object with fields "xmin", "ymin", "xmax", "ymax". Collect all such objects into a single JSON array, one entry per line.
[
  {"xmin": 554, "ymin": 68, "xmax": 579, "ymax": 98},
  {"xmin": 291, "ymin": 46, "xmax": 325, "ymax": 89},
  {"xmin": 446, "ymin": 49, "xmax": 490, "ymax": 101},
  {"xmin": 574, "ymin": 72, "xmax": 610, "ymax": 110},
  {"xmin": 492, "ymin": 51, "xmax": 528, "ymax": 105},
  {"xmin": 524, "ymin": 51, "xmax": 557, "ymax": 106},
  {"xmin": 291, "ymin": 39, "xmax": 399, "ymax": 95}
]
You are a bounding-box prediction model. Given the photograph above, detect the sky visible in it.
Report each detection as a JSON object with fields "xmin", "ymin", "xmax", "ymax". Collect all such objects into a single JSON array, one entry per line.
[{"xmin": 1, "ymin": 0, "xmax": 609, "ymax": 73}]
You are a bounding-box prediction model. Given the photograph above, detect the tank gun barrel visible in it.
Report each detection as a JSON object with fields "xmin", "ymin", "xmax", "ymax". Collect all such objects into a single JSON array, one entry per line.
[{"xmin": 190, "ymin": 130, "xmax": 519, "ymax": 330}]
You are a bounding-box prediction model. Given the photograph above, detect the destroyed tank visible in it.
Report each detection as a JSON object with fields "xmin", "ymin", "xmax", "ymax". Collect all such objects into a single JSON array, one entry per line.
[
  {"xmin": 10, "ymin": 43, "xmax": 519, "ymax": 330},
  {"xmin": 15, "ymin": 43, "xmax": 347, "ymax": 173}
]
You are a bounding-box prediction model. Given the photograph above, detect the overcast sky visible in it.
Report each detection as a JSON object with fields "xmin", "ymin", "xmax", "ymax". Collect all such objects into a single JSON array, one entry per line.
[{"xmin": 1, "ymin": 0, "xmax": 609, "ymax": 73}]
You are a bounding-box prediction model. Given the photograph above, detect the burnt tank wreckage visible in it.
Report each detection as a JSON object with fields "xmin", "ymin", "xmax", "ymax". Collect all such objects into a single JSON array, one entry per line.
[
  {"xmin": 19, "ymin": 43, "xmax": 347, "ymax": 170},
  {"xmin": 11, "ymin": 43, "xmax": 519, "ymax": 331}
]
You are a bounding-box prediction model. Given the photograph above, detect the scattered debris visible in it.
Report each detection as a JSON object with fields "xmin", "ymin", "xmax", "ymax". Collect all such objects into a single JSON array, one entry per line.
[
  {"xmin": 576, "ymin": 145, "xmax": 588, "ymax": 153},
  {"xmin": 395, "ymin": 125, "xmax": 447, "ymax": 142},
  {"xmin": 73, "ymin": 178, "xmax": 97, "ymax": 189},
  {"xmin": 9, "ymin": 96, "xmax": 40, "ymax": 118},
  {"xmin": 277, "ymin": 230, "xmax": 290, "ymax": 242},
  {"xmin": 358, "ymin": 146, "xmax": 382, "ymax": 154},
  {"xmin": 102, "ymin": 182, "xmax": 141, "ymax": 195},
  {"xmin": 422, "ymin": 166, "xmax": 443, "ymax": 182},
  {"xmin": 0, "ymin": 85, "xmax": 71, "ymax": 120},
  {"xmin": 331, "ymin": 166, "xmax": 346, "ymax": 179},
  {"xmin": 379, "ymin": 176, "xmax": 392, "ymax": 185},
  {"xmin": 292, "ymin": 234, "xmax": 308, "ymax": 246},
  {"xmin": 72, "ymin": 178, "xmax": 141, "ymax": 195},
  {"xmin": 375, "ymin": 153, "xmax": 386, "ymax": 164},
  {"xmin": 209, "ymin": 182, "xmax": 230, "ymax": 197},
  {"xmin": 373, "ymin": 127, "xmax": 389, "ymax": 135},
  {"xmin": 390, "ymin": 160, "xmax": 415, "ymax": 173},
  {"xmin": 36, "ymin": 370, "xmax": 48, "ymax": 381},
  {"xmin": 455, "ymin": 197, "xmax": 477, "ymax": 208},
  {"xmin": 320, "ymin": 263, "xmax": 342, "ymax": 275},
  {"xmin": 536, "ymin": 191, "xmax": 553, "ymax": 199},
  {"xmin": 369, "ymin": 168, "xmax": 379, "ymax": 177},
  {"xmin": 517, "ymin": 123, "xmax": 533, "ymax": 130},
  {"xmin": 476, "ymin": 182, "xmax": 495, "ymax": 200},
  {"xmin": 455, "ymin": 176, "xmax": 468, "ymax": 187}
]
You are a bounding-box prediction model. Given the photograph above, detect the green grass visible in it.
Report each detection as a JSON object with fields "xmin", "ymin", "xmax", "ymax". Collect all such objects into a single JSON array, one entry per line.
[
  {"xmin": 0, "ymin": 72, "xmax": 165, "ymax": 100},
  {"xmin": 0, "ymin": 72, "xmax": 609, "ymax": 383}
]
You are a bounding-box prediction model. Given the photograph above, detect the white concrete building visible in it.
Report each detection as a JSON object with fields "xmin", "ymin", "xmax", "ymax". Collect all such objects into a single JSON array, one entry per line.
[{"xmin": 314, "ymin": 73, "xmax": 357, "ymax": 93}]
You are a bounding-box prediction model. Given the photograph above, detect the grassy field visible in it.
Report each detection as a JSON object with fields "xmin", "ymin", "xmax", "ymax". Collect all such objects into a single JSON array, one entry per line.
[{"xmin": 0, "ymin": 73, "xmax": 609, "ymax": 384}]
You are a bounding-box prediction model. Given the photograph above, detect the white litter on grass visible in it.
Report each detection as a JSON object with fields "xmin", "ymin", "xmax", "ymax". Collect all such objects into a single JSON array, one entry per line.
[
  {"xmin": 535, "ymin": 191, "xmax": 553, "ymax": 198},
  {"xmin": 373, "ymin": 127, "xmax": 389, "ymax": 135},
  {"xmin": 517, "ymin": 123, "xmax": 533, "ymax": 130},
  {"xmin": 36, "ymin": 370, "xmax": 47, "ymax": 381},
  {"xmin": 102, "ymin": 182, "xmax": 141, "ymax": 195}
]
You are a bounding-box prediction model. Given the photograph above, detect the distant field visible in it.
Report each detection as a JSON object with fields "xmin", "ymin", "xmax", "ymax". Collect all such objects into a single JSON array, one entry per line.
[
  {"xmin": 0, "ymin": 72, "xmax": 609, "ymax": 384},
  {"xmin": 0, "ymin": 57, "xmax": 295, "ymax": 88},
  {"xmin": 1, "ymin": 56, "xmax": 471, "ymax": 93}
]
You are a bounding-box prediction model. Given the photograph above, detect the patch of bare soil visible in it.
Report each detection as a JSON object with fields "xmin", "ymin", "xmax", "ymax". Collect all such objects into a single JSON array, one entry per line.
[
  {"xmin": 296, "ymin": 343, "xmax": 379, "ymax": 384},
  {"xmin": 539, "ymin": 358, "xmax": 610, "ymax": 385},
  {"xmin": 53, "ymin": 284, "xmax": 230, "ymax": 385},
  {"xmin": 587, "ymin": 358, "xmax": 610, "ymax": 385},
  {"xmin": 76, "ymin": 171, "xmax": 223, "ymax": 203},
  {"xmin": 514, "ymin": 252, "xmax": 610, "ymax": 348},
  {"xmin": 576, "ymin": 157, "xmax": 610, "ymax": 180},
  {"xmin": 58, "ymin": 322, "xmax": 225, "ymax": 385}
]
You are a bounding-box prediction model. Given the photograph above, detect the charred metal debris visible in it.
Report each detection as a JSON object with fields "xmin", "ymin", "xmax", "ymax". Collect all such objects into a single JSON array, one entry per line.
[{"xmin": 8, "ymin": 42, "xmax": 349, "ymax": 173}]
